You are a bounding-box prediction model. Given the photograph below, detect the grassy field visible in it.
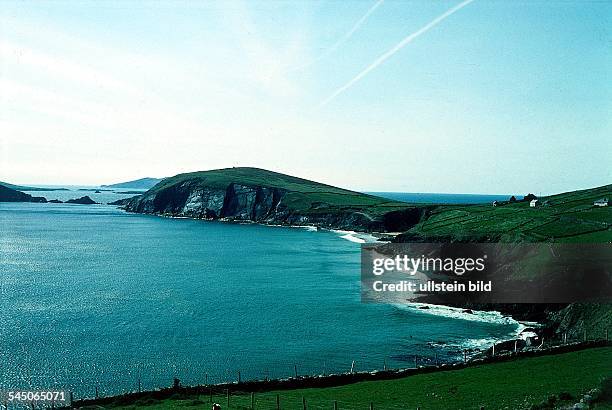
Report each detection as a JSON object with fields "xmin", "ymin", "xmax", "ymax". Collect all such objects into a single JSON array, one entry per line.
[
  {"xmin": 399, "ymin": 184, "xmax": 612, "ymax": 242},
  {"xmin": 93, "ymin": 347, "xmax": 611, "ymax": 410}
]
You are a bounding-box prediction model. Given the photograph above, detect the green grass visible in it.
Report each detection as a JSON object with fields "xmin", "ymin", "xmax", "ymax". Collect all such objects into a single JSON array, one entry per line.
[
  {"xmin": 140, "ymin": 168, "xmax": 611, "ymax": 236},
  {"xmin": 401, "ymin": 184, "xmax": 612, "ymax": 242},
  {"xmin": 146, "ymin": 167, "xmax": 409, "ymax": 215},
  {"xmin": 100, "ymin": 347, "xmax": 612, "ymax": 409}
]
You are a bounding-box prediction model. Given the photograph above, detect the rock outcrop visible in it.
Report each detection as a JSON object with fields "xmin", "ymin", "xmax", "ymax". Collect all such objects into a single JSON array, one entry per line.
[{"xmin": 66, "ymin": 196, "xmax": 98, "ymax": 205}]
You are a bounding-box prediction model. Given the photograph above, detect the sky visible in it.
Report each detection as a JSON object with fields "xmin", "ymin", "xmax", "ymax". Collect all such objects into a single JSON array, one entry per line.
[{"xmin": 0, "ymin": 0, "xmax": 610, "ymax": 194}]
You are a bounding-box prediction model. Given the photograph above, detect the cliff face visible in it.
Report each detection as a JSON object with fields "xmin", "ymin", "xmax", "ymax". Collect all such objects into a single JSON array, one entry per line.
[
  {"xmin": 121, "ymin": 168, "xmax": 429, "ymax": 232},
  {"xmin": 123, "ymin": 180, "xmax": 391, "ymax": 231}
]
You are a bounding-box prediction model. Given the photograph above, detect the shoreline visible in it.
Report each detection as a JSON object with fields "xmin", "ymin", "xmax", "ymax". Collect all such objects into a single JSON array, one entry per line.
[{"xmin": 123, "ymin": 206, "xmax": 552, "ymax": 351}]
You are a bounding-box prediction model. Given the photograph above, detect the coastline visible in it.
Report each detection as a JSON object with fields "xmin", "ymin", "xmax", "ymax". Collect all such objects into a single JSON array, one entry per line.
[
  {"xmin": 118, "ymin": 205, "xmax": 554, "ymax": 351},
  {"xmin": 117, "ymin": 206, "xmax": 550, "ymax": 359}
]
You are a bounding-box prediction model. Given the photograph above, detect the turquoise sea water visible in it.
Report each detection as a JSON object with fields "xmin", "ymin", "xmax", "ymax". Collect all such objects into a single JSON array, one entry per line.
[
  {"xmin": 0, "ymin": 195, "xmax": 520, "ymax": 397},
  {"xmin": 366, "ymin": 192, "xmax": 520, "ymax": 204}
]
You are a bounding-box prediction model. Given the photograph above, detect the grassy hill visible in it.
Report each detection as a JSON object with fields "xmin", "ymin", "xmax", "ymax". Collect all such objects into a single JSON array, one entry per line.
[
  {"xmin": 124, "ymin": 167, "xmax": 413, "ymax": 230},
  {"xmin": 148, "ymin": 167, "xmax": 407, "ymax": 215},
  {"xmin": 396, "ymin": 184, "xmax": 612, "ymax": 243}
]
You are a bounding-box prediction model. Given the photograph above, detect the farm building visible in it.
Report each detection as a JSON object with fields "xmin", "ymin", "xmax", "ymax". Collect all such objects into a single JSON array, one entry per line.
[
  {"xmin": 530, "ymin": 199, "xmax": 539, "ymax": 207},
  {"xmin": 594, "ymin": 198, "xmax": 609, "ymax": 207}
]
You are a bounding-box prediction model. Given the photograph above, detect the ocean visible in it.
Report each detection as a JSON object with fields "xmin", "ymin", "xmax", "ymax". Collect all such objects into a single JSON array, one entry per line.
[
  {"xmin": 0, "ymin": 190, "xmax": 520, "ymax": 397},
  {"xmin": 366, "ymin": 192, "xmax": 519, "ymax": 204}
]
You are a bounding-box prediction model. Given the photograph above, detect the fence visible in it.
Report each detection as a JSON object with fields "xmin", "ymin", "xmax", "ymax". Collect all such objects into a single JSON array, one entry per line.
[{"xmin": 2, "ymin": 330, "xmax": 609, "ymax": 410}]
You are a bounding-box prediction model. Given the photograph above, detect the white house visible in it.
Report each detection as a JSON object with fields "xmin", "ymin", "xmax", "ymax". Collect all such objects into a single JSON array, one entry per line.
[
  {"xmin": 594, "ymin": 198, "xmax": 609, "ymax": 207},
  {"xmin": 530, "ymin": 199, "xmax": 539, "ymax": 207}
]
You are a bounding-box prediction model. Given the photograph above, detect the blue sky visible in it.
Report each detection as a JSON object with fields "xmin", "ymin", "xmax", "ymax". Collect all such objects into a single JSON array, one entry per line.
[{"xmin": 0, "ymin": 0, "xmax": 610, "ymax": 194}]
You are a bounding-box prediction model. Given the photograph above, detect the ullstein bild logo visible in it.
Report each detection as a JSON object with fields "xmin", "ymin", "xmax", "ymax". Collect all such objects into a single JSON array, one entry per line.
[{"xmin": 361, "ymin": 243, "xmax": 612, "ymax": 305}]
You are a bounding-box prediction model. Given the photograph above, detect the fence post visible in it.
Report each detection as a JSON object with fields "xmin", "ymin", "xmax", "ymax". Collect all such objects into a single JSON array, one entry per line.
[
  {"xmin": 463, "ymin": 350, "xmax": 467, "ymax": 363},
  {"xmin": 564, "ymin": 332, "xmax": 567, "ymax": 344},
  {"xmin": 95, "ymin": 386, "xmax": 99, "ymax": 399},
  {"xmin": 294, "ymin": 364, "xmax": 298, "ymax": 378},
  {"xmin": 383, "ymin": 357, "xmax": 387, "ymax": 371},
  {"xmin": 226, "ymin": 389, "xmax": 230, "ymax": 409},
  {"xmin": 492, "ymin": 343, "xmax": 495, "ymax": 357},
  {"xmin": 514, "ymin": 340, "xmax": 518, "ymax": 353},
  {"xmin": 350, "ymin": 360, "xmax": 355, "ymax": 374},
  {"xmin": 435, "ymin": 352, "xmax": 438, "ymax": 366},
  {"xmin": 276, "ymin": 394, "xmax": 280, "ymax": 410},
  {"xmin": 302, "ymin": 396, "xmax": 306, "ymax": 410},
  {"xmin": 251, "ymin": 392, "xmax": 254, "ymax": 409},
  {"xmin": 370, "ymin": 402, "xmax": 374, "ymax": 410},
  {"xmin": 414, "ymin": 355, "xmax": 417, "ymax": 368},
  {"xmin": 334, "ymin": 400, "xmax": 338, "ymax": 410}
]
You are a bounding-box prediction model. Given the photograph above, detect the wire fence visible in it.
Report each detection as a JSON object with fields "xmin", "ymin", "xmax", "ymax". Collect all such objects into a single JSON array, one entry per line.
[{"xmin": 1, "ymin": 329, "xmax": 609, "ymax": 410}]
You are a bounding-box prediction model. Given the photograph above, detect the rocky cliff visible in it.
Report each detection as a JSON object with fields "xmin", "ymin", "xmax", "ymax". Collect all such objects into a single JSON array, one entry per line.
[{"xmin": 121, "ymin": 167, "xmax": 424, "ymax": 232}]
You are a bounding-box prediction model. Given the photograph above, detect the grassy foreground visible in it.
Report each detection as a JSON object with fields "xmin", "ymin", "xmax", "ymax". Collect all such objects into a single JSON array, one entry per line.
[{"xmin": 95, "ymin": 347, "xmax": 611, "ymax": 409}]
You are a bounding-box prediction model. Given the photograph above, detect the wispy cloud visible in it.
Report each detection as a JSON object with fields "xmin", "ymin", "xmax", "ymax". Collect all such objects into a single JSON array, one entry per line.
[
  {"xmin": 319, "ymin": 0, "xmax": 475, "ymax": 107},
  {"xmin": 293, "ymin": 0, "xmax": 384, "ymax": 71}
]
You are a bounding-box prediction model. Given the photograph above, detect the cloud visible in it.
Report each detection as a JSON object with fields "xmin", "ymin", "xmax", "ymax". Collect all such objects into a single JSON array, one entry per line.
[
  {"xmin": 319, "ymin": 0, "xmax": 475, "ymax": 107},
  {"xmin": 293, "ymin": 0, "xmax": 384, "ymax": 71}
]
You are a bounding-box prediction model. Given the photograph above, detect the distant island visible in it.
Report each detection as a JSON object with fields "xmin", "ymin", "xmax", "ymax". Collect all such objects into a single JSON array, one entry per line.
[
  {"xmin": 0, "ymin": 184, "xmax": 47, "ymax": 202},
  {"xmin": 0, "ymin": 184, "xmax": 99, "ymax": 205},
  {"xmin": 0, "ymin": 181, "xmax": 69, "ymax": 192},
  {"xmin": 101, "ymin": 177, "xmax": 163, "ymax": 189},
  {"xmin": 66, "ymin": 196, "xmax": 98, "ymax": 205}
]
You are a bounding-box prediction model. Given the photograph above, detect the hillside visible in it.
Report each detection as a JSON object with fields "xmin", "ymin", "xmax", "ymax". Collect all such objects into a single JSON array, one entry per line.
[
  {"xmin": 395, "ymin": 184, "xmax": 612, "ymax": 243},
  {"xmin": 122, "ymin": 167, "xmax": 413, "ymax": 231},
  {"xmin": 101, "ymin": 177, "xmax": 163, "ymax": 189}
]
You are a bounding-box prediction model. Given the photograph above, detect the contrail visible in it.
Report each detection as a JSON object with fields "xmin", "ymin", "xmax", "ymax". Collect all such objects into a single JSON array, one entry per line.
[
  {"xmin": 291, "ymin": 0, "xmax": 384, "ymax": 72},
  {"xmin": 319, "ymin": 0, "xmax": 475, "ymax": 107},
  {"xmin": 316, "ymin": 0, "xmax": 385, "ymax": 63}
]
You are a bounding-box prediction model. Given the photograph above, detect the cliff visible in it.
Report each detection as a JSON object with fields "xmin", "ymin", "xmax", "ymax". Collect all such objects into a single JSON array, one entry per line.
[{"xmin": 121, "ymin": 167, "xmax": 423, "ymax": 232}]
